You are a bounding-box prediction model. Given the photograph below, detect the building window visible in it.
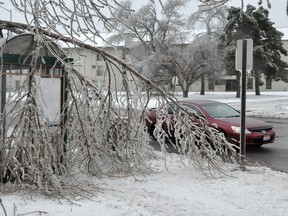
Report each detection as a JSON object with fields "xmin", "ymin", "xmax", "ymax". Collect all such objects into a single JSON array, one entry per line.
[
  {"xmin": 266, "ymin": 78, "xmax": 272, "ymax": 89},
  {"xmin": 208, "ymin": 79, "xmax": 214, "ymax": 90},
  {"xmin": 225, "ymin": 80, "xmax": 237, "ymax": 91},
  {"xmin": 73, "ymin": 59, "xmax": 84, "ymax": 69},
  {"xmin": 215, "ymin": 79, "xmax": 225, "ymax": 85},
  {"xmin": 96, "ymin": 53, "xmax": 104, "ymax": 61},
  {"xmin": 96, "ymin": 65, "xmax": 105, "ymax": 76},
  {"xmin": 247, "ymin": 78, "xmax": 253, "ymax": 89}
]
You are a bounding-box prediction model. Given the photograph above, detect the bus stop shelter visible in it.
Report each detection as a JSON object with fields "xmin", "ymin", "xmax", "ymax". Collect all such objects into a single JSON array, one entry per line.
[{"xmin": 0, "ymin": 33, "xmax": 70, "ymax": 146}]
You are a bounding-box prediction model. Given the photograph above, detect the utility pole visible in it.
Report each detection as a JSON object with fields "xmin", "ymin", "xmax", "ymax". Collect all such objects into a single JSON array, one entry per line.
[
  {"xmin": 235, "ymin": 39, "xmax": 253, "ymax": 171},
  {"xmin": 0, "ymin": 2, "xmax": 12, "ymax": 36}
]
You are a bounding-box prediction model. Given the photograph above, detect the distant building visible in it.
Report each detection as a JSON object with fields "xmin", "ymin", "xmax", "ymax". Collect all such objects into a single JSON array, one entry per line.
[
  {"xmin": 203, "ymin": 35, "xmax": 288, "ymax": 92},
  {"xmin": 62, "ymin": 34, "xmax": 129, "ymax": 92},
  {"xmin": 63, "ymin": 28, "xmax": 288, "ymax": 92}
]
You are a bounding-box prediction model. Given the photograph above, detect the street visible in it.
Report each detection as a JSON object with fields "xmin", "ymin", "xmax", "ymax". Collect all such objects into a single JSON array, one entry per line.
[
  {"xmin": 149, "ymin": 117, "xmax": 288, "ymax": 172},
  {"xmin": 246, "ymin": 118, "xmax": 288, "ymax": 172}
]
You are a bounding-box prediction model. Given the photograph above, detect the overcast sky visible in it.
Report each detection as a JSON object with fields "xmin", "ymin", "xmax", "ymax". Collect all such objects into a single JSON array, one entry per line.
[
  {"xmin": 130, "ymin": 0, "xmax": 288, "ymax": 28},
  {"xmin": 0, "ymin": 0, "xmax": 287, "ymax": 29}
]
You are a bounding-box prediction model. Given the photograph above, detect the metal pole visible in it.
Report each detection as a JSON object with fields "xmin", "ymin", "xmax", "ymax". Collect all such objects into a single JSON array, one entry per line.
[
  {"xmin": 10, "ymin": 9, "xmax": 12, "ymax": 23},
  {"xmin": 0, "ymin": 3, "xmax": 12, "ymax": 22},
  {"xmin": 0, "ymin": 2, "xmax": 12, "ymax": 36},
  {"xmin": 240, "ymin": 39, "xmax": 247, "ymax": 170}
]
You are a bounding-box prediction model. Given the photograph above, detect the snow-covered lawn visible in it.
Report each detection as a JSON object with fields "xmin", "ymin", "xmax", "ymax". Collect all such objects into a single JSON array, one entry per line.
[
  {"xmin": 187, "ymin": 91, "xmax": 288, "ymax": 119},
  {"xmin": 1, "ymin": 91, "xmax": 288, "ymax": 216}
]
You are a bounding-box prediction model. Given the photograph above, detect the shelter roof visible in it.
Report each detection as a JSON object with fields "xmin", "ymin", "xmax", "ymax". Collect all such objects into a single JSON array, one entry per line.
[{"xmin": 0, "ymin": 33, "xmax": 64, "ymax": 57}]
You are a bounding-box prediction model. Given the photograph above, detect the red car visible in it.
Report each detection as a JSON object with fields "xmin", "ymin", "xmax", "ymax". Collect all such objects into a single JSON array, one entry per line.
[{"xmin": 146, "ymin": 100, "xmax": 275, "ymax": 147}]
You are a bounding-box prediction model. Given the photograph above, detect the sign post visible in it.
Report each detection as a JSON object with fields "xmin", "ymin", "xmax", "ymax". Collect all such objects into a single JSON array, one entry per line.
[{"xmin": 235, "ymin": 39, "xmax": 253, "ymax": 170}]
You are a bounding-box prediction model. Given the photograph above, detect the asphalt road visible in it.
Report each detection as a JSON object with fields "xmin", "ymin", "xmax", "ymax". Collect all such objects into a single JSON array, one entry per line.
[
  {"xmin": 246, "ymin": 118, "xmax": 288, "ymax": 172},
  {"xmin": 149, "ymin": 117, "xmax": 288, "ymax": 172}
]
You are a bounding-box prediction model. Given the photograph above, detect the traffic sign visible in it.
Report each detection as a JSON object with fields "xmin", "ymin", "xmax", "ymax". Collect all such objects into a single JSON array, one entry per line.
[{"xmin": 235, "ymin": 39, "xmax": 253, "ymax": 72}]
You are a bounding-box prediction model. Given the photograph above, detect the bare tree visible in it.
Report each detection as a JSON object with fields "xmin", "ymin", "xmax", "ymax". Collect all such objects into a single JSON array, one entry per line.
[
  {"xmin": 166, "ymin": 34, "xmax": 224, "ymax": 97},
  {"xmin": 188, "ymin": 4, "xmax": 227, "ymax": 95},
  {"xmin": 108, "ymin": 0, "xmax": 190, "ymax": 91},
  {"xmin": 0, "ymin": 0, "xmax": 238, "ymax": 196}
]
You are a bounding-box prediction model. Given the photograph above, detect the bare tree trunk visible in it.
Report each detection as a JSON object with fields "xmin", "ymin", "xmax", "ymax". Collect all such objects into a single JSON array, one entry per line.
[
  {"xmin": 254, "ymin": 70, "xmax": 261, "ymax": 95},
  {"xmin": 200, "ymin": 75, "xmax": 205, "ymax": 95},
  {"xmin": 183, "ymin": 81, "xmax": 191, "ymax": 98},
  {"xmin": 183, "ymin": 89, "xmax": 189, "ymax": 98},
  {"xmin": 179, "ymin": 80, "xmax": 189, "ymax": 97}
]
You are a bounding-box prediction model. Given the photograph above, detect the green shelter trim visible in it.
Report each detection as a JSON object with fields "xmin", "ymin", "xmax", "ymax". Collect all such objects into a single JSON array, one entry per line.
[{"xmin": 1, "ymin": 53, "xmax": 73, "ymax": 67}]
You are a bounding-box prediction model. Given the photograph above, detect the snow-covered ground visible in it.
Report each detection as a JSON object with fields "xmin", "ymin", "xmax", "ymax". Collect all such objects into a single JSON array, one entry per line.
[
  {"xmin": 187, "ymin": 91, "xmax": 288, "ymax": 119},
  {"xmin": 147, "ymin": 91, "xmax": 288, "ymax": 119},
  {"xmin": 1, "ymin": 91, "xmax": 288, "ymax": 216}
]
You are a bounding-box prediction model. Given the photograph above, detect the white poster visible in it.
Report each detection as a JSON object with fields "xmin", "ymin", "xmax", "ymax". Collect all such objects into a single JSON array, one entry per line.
[{"xmin": 37, "ymin": 78, "xmax": 61, "ymax": 125}]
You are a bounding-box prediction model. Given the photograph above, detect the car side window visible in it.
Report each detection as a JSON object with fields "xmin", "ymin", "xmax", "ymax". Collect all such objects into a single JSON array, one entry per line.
[
  {"xmin": 183, "ymin": 104, "xmax": 205, "ymax": 117},
  {"xmin": 167, "ymin": 104, "xmax": 178, "ymax": 114},
  {"xmin": 167, "ymin": 103, "xmax": 204, "ymax": 118}
]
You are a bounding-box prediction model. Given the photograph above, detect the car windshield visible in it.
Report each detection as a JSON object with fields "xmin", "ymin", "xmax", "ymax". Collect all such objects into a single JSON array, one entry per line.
[{"xmin": 200, "ymin": 103, "xmax": 240, "ymax": 118}]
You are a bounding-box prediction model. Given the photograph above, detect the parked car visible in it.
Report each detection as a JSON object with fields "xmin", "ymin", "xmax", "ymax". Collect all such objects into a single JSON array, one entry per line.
[{"xmin": 146, "ymin": 100, "xmax": 275, "ymax": 147}]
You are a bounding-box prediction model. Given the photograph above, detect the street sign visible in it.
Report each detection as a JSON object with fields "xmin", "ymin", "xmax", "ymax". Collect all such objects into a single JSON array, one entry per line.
[{"xmin": 235, "ymin": 39, "xmax": 253, "ymax": 72}]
